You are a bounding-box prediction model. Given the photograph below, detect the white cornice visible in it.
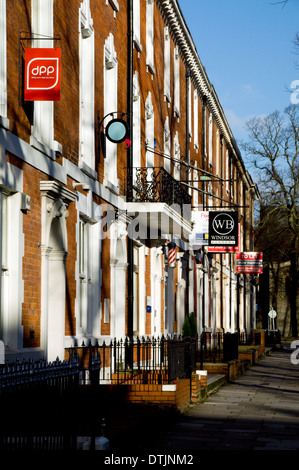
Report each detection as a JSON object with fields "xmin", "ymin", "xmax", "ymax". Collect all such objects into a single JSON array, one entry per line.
[
  {"xmin": 157, "ymin": 0, "xmax": 255, "ymax": 190},
  {"xmin": 40, "ymin": 181, "xmax": 77, "ymax": 204}
]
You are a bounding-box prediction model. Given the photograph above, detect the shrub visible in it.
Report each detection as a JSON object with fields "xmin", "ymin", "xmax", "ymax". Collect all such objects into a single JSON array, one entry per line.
[{"xmin": 182, "ymin": 312, "xmax": 197, "ymax": 338}]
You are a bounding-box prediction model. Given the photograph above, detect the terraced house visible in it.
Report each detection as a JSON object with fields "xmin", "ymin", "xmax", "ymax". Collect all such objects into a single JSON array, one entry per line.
[{"xmin": 0, "ymin": 0, "xmax": 259, "ymax": 364}]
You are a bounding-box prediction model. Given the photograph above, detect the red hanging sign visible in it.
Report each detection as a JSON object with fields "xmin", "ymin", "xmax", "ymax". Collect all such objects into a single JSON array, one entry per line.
[
  {"xmin": 24, "ymin": 48, "xmax": 61, "ymax": 101},
  {"xmin": 236, "ymin": 252, "xmax": 263, "ymax": 274}
]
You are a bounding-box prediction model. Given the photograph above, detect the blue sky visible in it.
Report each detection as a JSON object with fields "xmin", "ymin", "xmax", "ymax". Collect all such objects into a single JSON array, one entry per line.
[{"xmin": 179, "ymin": 0, "xmax": 299, "ymax": 145}]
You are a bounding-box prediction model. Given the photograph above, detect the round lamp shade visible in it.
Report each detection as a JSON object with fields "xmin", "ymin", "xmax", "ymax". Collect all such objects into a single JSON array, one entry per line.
[{"xmin": 105, "ymin": 118, "xmax": 128, "ymax": 143}]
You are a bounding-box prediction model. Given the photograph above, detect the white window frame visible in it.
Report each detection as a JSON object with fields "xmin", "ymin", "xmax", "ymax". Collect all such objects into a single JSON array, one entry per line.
[
  {"xmin": 79, "ymin": 0, "xmax": 95, "ymax": 176},
  {"xmin": 146, "ymin": 0, "xmax": 155, "ymax": 75},
  {"xmin": 208, "ymin": 114, "xmax": 213, "ymax": 167},
  {"xmin": 193, "ymin": 89, "xmax": 198, "ymax": 151},
  {"xmin": 173, "ymin": 131, "xmax": 180, "ymax": 181},
  {"xmin": 216, "ymin": 130, "xmax": 219, "ymax": 182},
  {"xmin": 133, "ymin": 0, "xmax": 142, "ymax": 52},
  {"xmin": 0, "ymin": 0, "xmax": 8, "ymax": 129},
  {"xmin": 174, "ymin": 47, "xmax": 180, "ymax": 118},
  {"xmin": 0, "ymin": 189, "xmax": 23, "ymax": 349},
  {"xmin": 164, "ymin": 27, "xmax": 170, "ymax": 103},
  {"xmin": 193, "ymin": 161, "xmax": 198, "ymax": 210},
  {"xmin": 104, "ymin": 33, "xmax": 119, "ymax": 191},
  {"xmin": 0, "ymin": 191, "xmax": 8, "ymax": 341},
  {"xmin": 76, "ymin": 205, "xmax": 102, "ymax": 339},
  {"xmin": 31, "ymin": 0, "xmax": 58, "ymax": 160},
  {"xmin": 133, "ymin": 72, "xmax": 141, "ymax": 182},
  {"xmin": 106, "ymin": 0, "xmax": 119, "ymax": 18},
  {"xmin": 133, "ymin": 244, "xmax": 139, "ymax": 335},
  {"xmin": 208, "ymin": 181, "xmax": 213, "ymax": 209},
  {"xmin": 145, "ymin": 92, "xmax": 154, "ymax": 169},
  {"xmin": 188, "ymin": 78, "xmax": 192, "ymax": 138},
  {"xmin": 78, "ymin": 217, "xmax": 89, "ymax": 332},
  {"xmin": 164, "ymin": 116, "xmax": 171, "ymax": 174},
  {"xmin": 226, "ymin": 150, "xmax": 229, "ymax": 192}
]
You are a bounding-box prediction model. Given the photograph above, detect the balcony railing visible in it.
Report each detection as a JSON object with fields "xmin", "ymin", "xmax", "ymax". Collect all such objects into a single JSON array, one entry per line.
[{"xmin": 127, "ymin": 167, "xmax": 192, "ymax": 217}]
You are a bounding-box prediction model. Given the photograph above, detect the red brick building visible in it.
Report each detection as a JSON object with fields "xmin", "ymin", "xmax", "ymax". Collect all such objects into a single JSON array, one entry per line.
[{"xmin": 0, "ymin": 0, "xmax": 259, "ymax": 363}]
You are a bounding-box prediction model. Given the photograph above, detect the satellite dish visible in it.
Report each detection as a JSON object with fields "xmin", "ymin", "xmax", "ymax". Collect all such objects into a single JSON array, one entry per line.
[{"xmin": 105, "ymin": 118, "xmax": 129, "ymax": 144}]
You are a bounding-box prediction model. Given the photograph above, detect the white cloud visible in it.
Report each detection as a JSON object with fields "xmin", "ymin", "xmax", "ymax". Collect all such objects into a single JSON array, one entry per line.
[
  {"xmin": 224, "ymin": 108, "xmax": 268, "ymax": 144},
  {"xmin": 224, "ymin": 109, "xmax": 251, "ymax": 142}
]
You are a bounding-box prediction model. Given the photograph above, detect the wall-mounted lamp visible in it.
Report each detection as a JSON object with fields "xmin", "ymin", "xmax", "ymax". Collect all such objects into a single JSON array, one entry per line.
[{"xmin": 98, "ymin": 111, "xmax": 131, "ymax": 158}]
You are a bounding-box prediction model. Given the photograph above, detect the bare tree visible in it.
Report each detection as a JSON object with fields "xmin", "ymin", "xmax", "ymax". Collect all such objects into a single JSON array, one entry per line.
[{"xmin": 241, "ymin": 105, "xmax": 299, "ymax": 335}]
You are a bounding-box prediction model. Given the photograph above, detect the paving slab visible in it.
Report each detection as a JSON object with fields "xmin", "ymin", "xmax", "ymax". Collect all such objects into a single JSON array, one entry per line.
[{"xmin": 138, "ymin": 344, "xmax": 299, "ymax": 451}]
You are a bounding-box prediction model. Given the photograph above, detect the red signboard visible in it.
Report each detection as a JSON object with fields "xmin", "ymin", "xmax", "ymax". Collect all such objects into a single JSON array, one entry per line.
[
  {"xmin": 24, "ymin": 48, "xmax": 61, "ymax": 101},
  {"xmin": 236, "ymin": 252, "xmax": 263, "ymax": 274}
]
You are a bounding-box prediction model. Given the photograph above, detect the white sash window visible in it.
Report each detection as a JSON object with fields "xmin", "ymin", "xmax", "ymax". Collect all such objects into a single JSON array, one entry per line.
[
  {"xmin": 164, "ymin": 27, "xmax": 170, "ymax": 102},
  {"xmin": 79, "ymin": 0, "xmax": 95, "ymax": 175},
  {"xmin": 146, "ymin": 0, "xmax": 155, "ymax": 74},
  {"xmin": 31, "ymin": 0, "xmax": 56, "ymax": 159},
  {"xmin": 104, "ymin": 33, "xmax": 118, "ymax": 190},
  {"xmin": 174, "ymin": 47, "xmax": 180, "ymax": 118},
  {"xmin": 194, "ymin": 90, "xmax": 199, "ymax": 151},
  {"xmin": 0, "ymin": 0, "xmax": 8, "ymax": 129},
  {"xmin": 133, "ymin": 0, "xmax": 142, "ymax": 52}
]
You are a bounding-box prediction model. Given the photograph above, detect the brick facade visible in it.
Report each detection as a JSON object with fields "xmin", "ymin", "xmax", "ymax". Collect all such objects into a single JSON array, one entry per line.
[{"xmin": 0, "ymin": 0, "xmax": 258, "ymax": 363}]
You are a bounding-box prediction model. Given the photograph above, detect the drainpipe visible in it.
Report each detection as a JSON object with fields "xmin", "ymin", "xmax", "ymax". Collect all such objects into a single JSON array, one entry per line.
[
  {"xmin": 202, "ymin": 97, "xmax": 207, "ymax": 331},
  {"xmin": 220, "ymin": 136, "xmax": 224, "ymax": 332},
  {"xmin": 236, "ymin": 169, "xmax": 240, "ymax": 336},
  {"xmin": 127, "ymin": 0, "xmax": 134, "ymax": 340},
  {"xmin": 202, "ymin": 97, "xmax": 207, "ymax": 211},
  {"xmin": 186, "ymin": 69, "xmax": 191, "ymax": 181},
  {"xmin": 229, "ymin": 153, "xmax": 232, "ymax": 330},
  {"xmin": 185, "ymin": 69, "xmax": 191, "ymax": 318},
  {"xmin": 243, "ymin": 182, "xmax": 247, "ymax": 338}
]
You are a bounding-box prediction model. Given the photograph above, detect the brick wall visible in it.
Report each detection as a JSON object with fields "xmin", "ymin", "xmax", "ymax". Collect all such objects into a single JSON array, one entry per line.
[
  {"xmin": 3, "ymin": 0, "xmax": 257, "ymax": 357},
  {"xmin": 19, "ymin": 159, "xmax": 43, "ymax": 348},
  {"xmin": 6, "ymin": 1, "xmax": 32, "ymax": 143},
  {"xmin": 202, "ymin": 360, "xmax": 242, "ymax": 381},
  {"xmin": 125, "ymin": 374, "xmax": 201, "ymax": 412},
  {"xmin": 64, "ymin": 177, "xmax": 78, "ymax": 338}
]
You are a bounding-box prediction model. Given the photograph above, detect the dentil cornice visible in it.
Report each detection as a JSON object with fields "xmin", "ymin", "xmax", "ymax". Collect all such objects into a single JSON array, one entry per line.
[{"xmin": 157, "ymin": 0, "xmax": 253, "ymax": 188}]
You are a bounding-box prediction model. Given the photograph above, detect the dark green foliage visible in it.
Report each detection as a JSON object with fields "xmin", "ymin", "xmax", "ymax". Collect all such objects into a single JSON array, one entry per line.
[{"xmin": 182, "ymin": 312, "xmax": 197, "ymax": 337}]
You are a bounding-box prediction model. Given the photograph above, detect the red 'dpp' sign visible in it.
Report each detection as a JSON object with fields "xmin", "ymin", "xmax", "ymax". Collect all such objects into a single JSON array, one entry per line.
[{"xmin": 24, "ymin": 48, "xmax": 61, "ymax": 101}]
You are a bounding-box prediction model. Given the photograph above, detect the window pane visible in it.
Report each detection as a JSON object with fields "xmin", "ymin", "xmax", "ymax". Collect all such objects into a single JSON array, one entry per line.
[{"xmin": 1, "ymin": 193, "xmax": 8, "ymax": 269}]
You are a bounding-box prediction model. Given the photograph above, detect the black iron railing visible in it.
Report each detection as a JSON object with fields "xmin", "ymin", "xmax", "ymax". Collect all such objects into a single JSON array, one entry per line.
[
  {"xmin": 127, "ymin": 167, "xmax": 192, "ymax": 218},
  {"xmin": 198, "ymin": 332, "xmax": 223, "ymax": 367},
  {"xmin": 67, "ymin": 336, "xmax": 197, "ymax": 385},
  {"xmin": 198, "ymin": 329, "xmax": 277, "ymax": 368},
  {"xmin": 265, "ymin": 329, "xmax": 281, "ymax": 346},
  {"xmin": 198, "ymin": 331, "xmax": 241, "ymax": 366},
  {"xmin": 0, "ymin": 356, "xmax": 80, "ymax": 392},
  {"xmin": 0, "ymin": 356, "xmax": 82, "ymax": 450}
]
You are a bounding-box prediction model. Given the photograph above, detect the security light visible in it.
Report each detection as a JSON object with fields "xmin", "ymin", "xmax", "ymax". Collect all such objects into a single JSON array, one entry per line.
[{"xmin": 72, "ymin": 182, "xmax": 90, "ymax": 192}]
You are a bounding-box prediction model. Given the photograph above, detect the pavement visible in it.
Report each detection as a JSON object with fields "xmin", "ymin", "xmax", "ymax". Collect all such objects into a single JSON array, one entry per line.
[{"xmin": 112, "ymin": 342, "xmax": 299, "ymax": 452}]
